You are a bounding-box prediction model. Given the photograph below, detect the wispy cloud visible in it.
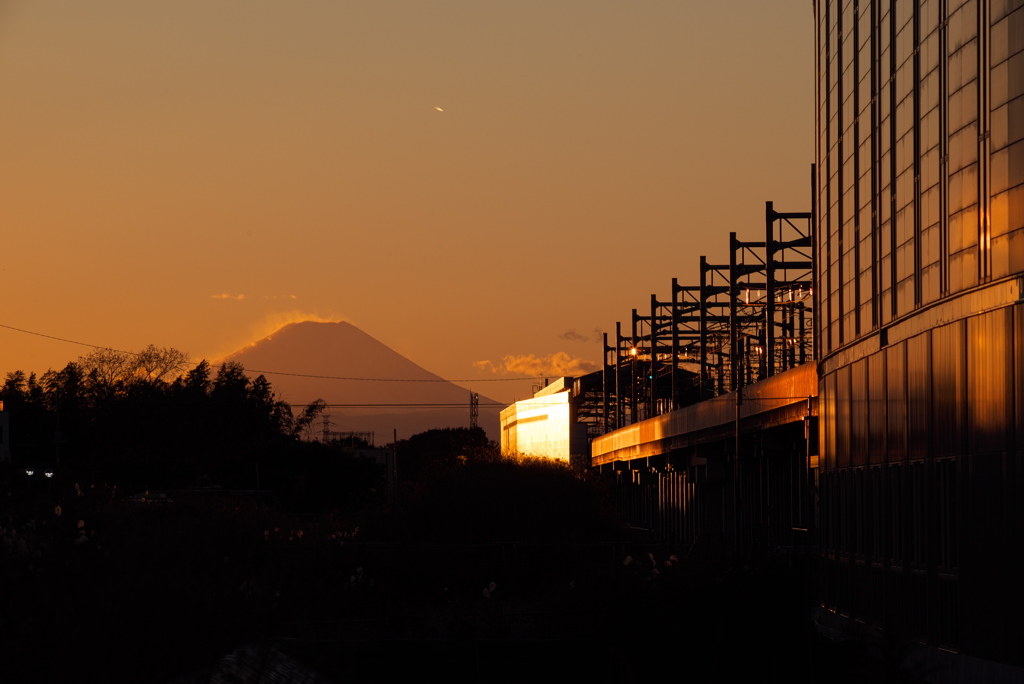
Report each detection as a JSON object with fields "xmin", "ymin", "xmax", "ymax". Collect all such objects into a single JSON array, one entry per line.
[
  {"xmin": 208, "ymin": 311, "xmax": 348, "ymax": 362},
  {"xmin": 211, "ymin": 293, "xmax": 298, "ymax": 301},
  {"xmin": 251, "ymin": 310, "xmax": 346, "ymax": 342},
  {"xmin": 473, "ymin": 352, "xmax": 599, "ymax": 377},
  {"xmin": 559, "ymin": 328, "xmax": 603, "ymax": 343}
]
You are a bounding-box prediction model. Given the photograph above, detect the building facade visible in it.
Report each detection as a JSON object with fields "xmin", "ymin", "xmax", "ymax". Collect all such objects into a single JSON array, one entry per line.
[
  {"xmin": 815, "ymin": 0, "xmax": 1023, "ymax": 672},
  {"xmin": 500, "ymin": 378, "xmax": 589, "ymax": 462}
]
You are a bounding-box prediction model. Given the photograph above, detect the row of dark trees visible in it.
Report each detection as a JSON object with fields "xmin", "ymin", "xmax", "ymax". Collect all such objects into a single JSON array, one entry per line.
[
  {"xmin": 1, "ymin": 346, "xmax": 336, "ymax": 493},
  {"xmin": 2, "ymin": 346, "xmax": 617, "ymax": 524}
]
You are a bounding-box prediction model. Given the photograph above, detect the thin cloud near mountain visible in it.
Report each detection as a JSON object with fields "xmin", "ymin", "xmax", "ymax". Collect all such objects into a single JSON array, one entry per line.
[
  {"xmin": 210, "ymin": 293, "xmax": 298, "ymax": 301},
  {"xmin": 474, "ymin": 352, "xmax": 599, "ymax": 377},
  {"xmin": 559, "ymin": 328, "xmax": 603, "ymax": 343}
]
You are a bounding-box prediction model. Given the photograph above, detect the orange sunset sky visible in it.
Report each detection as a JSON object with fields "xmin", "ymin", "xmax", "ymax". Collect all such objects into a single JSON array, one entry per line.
[{"xmin": 0, "ymin": 1, "xmax": 812, "ymax": 405}]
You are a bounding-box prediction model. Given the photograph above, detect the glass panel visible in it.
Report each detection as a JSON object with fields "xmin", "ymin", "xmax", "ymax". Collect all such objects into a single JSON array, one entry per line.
[
  {"xmin": 887, "ymin": 342, "xmax": 907, "ymax": 460},
  {"xmin": 906, "ymin": 333, "xmax": 931, "ymax": 460},
  {"xmin": 1009, "ymin": 228, "xmax": 1024, "ymax": 276},
  {"xmin": 897, "ymin": 276, "xmax": 916, "ymax": 317},
  {"xmin": 995, "ymin": 95, "xmax": 1024, "ymax": 150},
  {"xmin": 921, "ymin": 184, "xmax": 941, "ymax": 228},
  {"xmin": 991, "ymin": 51, "xmax": 1024, "ymax": 109},
  {"xmin": 948, "ymin": 78, "xmax": 978, "ymax": 133},
  {"xmin": 922, "ymin": 262, "xmax": 942, "ymax": 304},
  {"xmin": 896, "ymin": 235, "xmax": 916, "ymax": 280},
  {"xmin": 922, "ymin": 223, "xmax": 940, "ymax": 265},
  {"xmin": 851, "ymin": 358, "xmax": 868, "ymax": 465},
  {"xmin": 967, "ymin": 309, "xmax": 1013, "ymax": 453},
  {"xmin": 990, "ymin": 185, "xmax": 1024, "ymax": 251},
  {"xmin": 824, "ymin": 371, "xmax": 837, "ymax": 470},
  {"xmin": 949, "ymin": 165, "xmax": 980, "ymax": 213},
  {"xmin": 991, "ymin": 233, "xmax": 1013, "ymax": 278},
  {"xmin": 949, "ymin": 245, "xmax": 980, "ymax": 292},
  {"xmin": 860, "ymin": 300, "xmax": 874, "ymax": 335},
  {"xmin": 991, "ymin": 139, "xmax": 1024, "ymax": 195},
  {"xmin": 949, "ymin": 123, "xmax": 979, "ymax": 171},
  {"xmin": 868, "ymin": 351, "xmax": 887, "ymax": 463},
  {"xmin": 896, "ymin": 0, "xmax": 914, "ymax": 29},
  {"xmin": 933, "ymin": 321, "xmax": 962, "ymax": 458},
  {"xmin": 920, "ymin": 0, "xmax": 940, "ymax": 35},
  {"xmin": 921, "ymin": 107, "xmax": 940, "ymax": 154},
  {"xmin": 990, "ymin": 9, "xmax": 1010, "ymax": 65}
]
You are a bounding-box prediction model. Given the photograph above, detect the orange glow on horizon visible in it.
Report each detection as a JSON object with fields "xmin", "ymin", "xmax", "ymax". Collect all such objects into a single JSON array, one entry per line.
[{"xmin": 0, "ymin": 2, "xmax": 813, "ymax": 396}]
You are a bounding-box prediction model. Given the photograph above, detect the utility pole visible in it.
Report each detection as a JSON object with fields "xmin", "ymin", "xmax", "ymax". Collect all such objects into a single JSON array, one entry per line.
[{"xmin": 321, "ymin": 413, "xmax": 331, "ymax": 443}]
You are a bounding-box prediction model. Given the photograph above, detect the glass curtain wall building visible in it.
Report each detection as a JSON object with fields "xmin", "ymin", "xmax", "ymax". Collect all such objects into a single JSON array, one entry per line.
[{"xmin": 815, "ymin": 0, "xmax": 1023, "ymax": 670}]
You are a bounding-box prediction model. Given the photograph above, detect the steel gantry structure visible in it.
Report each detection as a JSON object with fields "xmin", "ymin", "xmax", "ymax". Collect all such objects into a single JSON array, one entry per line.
[{"xmin": 602, "ymin": 200, "xmax": 813, "ymax": 431}]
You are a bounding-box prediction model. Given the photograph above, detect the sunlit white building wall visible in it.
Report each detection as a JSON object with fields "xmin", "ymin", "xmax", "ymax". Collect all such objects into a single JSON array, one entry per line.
[{"xmin": 500, "ymin": 379, "xmax": 588, "ymax": 462}]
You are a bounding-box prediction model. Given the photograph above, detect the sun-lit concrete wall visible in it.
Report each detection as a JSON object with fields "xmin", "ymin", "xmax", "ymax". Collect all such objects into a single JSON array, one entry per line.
[{"xmin": 500, "ymin": 389, "xmax": 586, "ymax": 462}]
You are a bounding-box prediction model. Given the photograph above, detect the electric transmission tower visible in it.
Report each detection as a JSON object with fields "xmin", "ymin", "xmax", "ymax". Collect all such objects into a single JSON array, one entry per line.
[{"xmin": 321, "ymin": 413, "xmax": 332, "ymax": 442}]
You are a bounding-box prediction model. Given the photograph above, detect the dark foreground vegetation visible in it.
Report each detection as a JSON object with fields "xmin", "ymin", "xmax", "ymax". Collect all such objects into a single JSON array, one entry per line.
[{"xmin": 1, "ymin": 349, "xmax": 888, "ymax": 683}]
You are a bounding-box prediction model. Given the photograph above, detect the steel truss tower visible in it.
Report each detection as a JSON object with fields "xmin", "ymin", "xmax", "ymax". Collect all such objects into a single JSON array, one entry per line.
[{"xmin": 603, "ymin": 192, "xmax": 814, "ymax": 430}]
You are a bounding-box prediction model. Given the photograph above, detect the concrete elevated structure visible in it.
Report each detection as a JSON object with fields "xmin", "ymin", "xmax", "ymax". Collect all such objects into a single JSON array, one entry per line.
[
  {"xmin": 593, "ymin": 362, "xmax": 817, "ymax": 467},
  {"xmin": 592, "ymin": 362, "xmax": 819, "ymax": 556}
]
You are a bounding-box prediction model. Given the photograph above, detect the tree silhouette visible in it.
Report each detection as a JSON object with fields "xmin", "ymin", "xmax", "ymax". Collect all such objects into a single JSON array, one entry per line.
[
  {"xmin": 395, "ymin": 426, "xmax": 497, "ymax": 482},
  {"xmin": 1, "ymin": 353, "xmax": 333, "ymax": 492}
]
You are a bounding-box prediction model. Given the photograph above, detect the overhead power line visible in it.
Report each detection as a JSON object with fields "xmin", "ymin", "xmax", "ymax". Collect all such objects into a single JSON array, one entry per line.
[
  {"xmin": 0, "ymin": 322, "xmax": 544, "ymax": 383},
  {"xmin": 320, "ymin": 403, "xmax": 511, "ymax": 408},
  {"xmin": 235, "ymin": 368, "xmax": 534, "ymax": 383},
  {"xmin": 0, "ymin": 323, "xmax": 126, "ymax": 352}
]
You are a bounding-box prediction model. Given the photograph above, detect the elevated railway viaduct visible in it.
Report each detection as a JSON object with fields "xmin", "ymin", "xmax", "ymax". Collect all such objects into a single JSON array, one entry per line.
[{"xmin": 592, "ymin": 361, "xmax": 818, "ymax": 561}]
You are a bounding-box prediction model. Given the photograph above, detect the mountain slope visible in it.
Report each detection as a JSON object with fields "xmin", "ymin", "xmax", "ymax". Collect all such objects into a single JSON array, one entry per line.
[{"xmin": 220, "ymin": 321, "xmax": 499, "ymax": 440}]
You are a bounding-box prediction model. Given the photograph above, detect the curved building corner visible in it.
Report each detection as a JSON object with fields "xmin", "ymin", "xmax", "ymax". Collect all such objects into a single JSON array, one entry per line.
[{"xmin": 814, "ymin": 0, "xmax": 1024, "ymax": 674}]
